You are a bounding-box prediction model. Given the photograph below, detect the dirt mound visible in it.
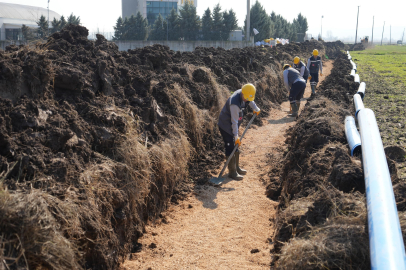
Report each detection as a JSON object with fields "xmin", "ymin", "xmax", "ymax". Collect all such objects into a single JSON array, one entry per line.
[
  {"xmin": 268, "ymin": 52, "xmax": 378, "ymax": 269},
  {"xmin": 0, "ymin": 25, "xmax": 345, "ymax": 269},
  {"xmin": 349, "ymin": 43, "xmax": 366, "ymax": 51}
]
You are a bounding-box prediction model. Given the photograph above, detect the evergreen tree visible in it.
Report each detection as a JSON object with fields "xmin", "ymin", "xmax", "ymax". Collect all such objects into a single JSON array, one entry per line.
[
  {"xmin": 121, "ymin": 17, "xmax": 130, "ymax": 39},
  {"xmin": 149, "ymin": 14, "xmax": 167, "ymax": 40},
  {"xmin": 167, "ymin": 8, "xmax": 180, "ymax": 40},
  {"xmin": 211, "ymin": 4, "xmax": 223, "ymax": 40},
  {"xmin": 201, "ymin": 8, "xmax": 212, "ymax": 40},
  {"xmin": 133, "ymin": 12, "xmax": 148, "ymax": 40},
  {"xmin": 222, "ymin": 9, "xmax": 238, "ymax": 40},
  {"xmin": 51, "ymin": 18, "xmax": 61, "ymax": 34},
  {"xmin": 21, "ymin": 24, "xmax": 35, "ymax": 41},
  {"xmin": 179, "ymin": 2, "xmax": 200, "ymax": 40},
  {"xmin": 243, "ymin": 2, "xmax": 271, "ymax": 42},
  {"xmin": 67, "ymin": 13, "xmax": 81, "ymax": 25},
  {"xmin": 294, "ymin": 13, "xmax": 308, "ymax": 34},
  {"xmin": 60, "ymin": 15, "xmax": 67, "ymax": 29},
  {"xmin": 36, "ymin": 15, "xmax": 49, "ymax": 38},
  {"xmin": 113, "ymin": 16, "xmax": 124, "ymax": 40},
  {"xmin": 125, "ymin": 15, "xmax": 137, "ymax": 40}
]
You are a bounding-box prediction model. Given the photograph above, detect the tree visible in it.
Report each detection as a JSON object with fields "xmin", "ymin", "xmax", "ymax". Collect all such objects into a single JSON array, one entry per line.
[
  {"xmin": 51, "ymin": 18, "xmax": 61, "ymax": 34},
  {"xmin": 179, "ymin": 2, "xmax": 200, "ymax": 40},
  {"xmin": 133, "ymin": 12, "xmax": 148, "ymax": 40},
  {"xmin": 293, "ymin": 13, "xmax": 308, "ymax": 34},
  {"xmin": 222, "ymin": 9, "xmax": 238, "ymax": 40},
  {"xmin": 270, "ymin": 12, "xmax": 297, "ymax": 41},
  {"xmin": 113, "ymin": 17, "xmax": 124, "ymax": 40},
  {"xmin": 149, "ymin": 14, "xmax": 167, "ymax": 40},
  {"xmin": 21, "ymin": 24, "xmax": 35, "ymax": 41},
  {"xmin": 211, "ymin": 4, "xmax": 223, "ymax": 40},
  {"xmin": 37, "ymin": 15, "xmax": 48, "ymax": 38},
  {"xmin": 167, "ymin": 8, "xmax": 181, "ymax": 40},
  {"xmin": 60, "ymin": 15, "xmax": 67, "ymax": 29},
  {"xmin": 244, "ymin": 2, "xmax": 271, "ymax": 42},
  {"xmin": 201, "ymin": 8, "xmax": 212, "ymax": 40},
  {"xmin": 67, "ymin": 13, "xmax": 81, "ymax": 25}
]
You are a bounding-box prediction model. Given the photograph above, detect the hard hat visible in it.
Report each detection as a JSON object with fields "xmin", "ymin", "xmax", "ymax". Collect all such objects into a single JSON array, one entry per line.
[
  {"xmin": 283, "ymin": 64, "xmax": 291, "ymax": 70},
  {"xmin": 313, "ymin": 49, "xmax": 319, "ymax": 56},
  {"xmin": 293, "ymin": 56, "xmax": 300, "ymax": 64},
  {"xmin": 242, "ymin": 84, "xmax": 256, "ymax": 101}
]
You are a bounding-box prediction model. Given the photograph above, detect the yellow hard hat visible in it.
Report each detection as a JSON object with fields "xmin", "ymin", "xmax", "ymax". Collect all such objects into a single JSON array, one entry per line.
[
  {"xmin": 283, "ymin": 64, "xmax": 291, "ymax": 70},
  {"xmin": 242, "ymin": 84, "xmax": 256, "ymax": 101},
  {"xmin": 313, "ymin": 49, "xmax": 319, "ymax": 56},
  {"xmin": 293, "ymin": 56, "xmax": 300, "ymax": 64}
]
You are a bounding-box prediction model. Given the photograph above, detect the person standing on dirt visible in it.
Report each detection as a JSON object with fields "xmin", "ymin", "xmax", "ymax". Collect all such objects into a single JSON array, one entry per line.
[
  {"xmin": 293, "ymin": 56, "xmax": 309, "ymax": 101},
  {"xmin": 283, "ymin": 64, "xmax": 306, "ymax": 117},
  {"xmin": 217, "ymin": 84, "xmax": 261, "ymax": 180},
  {"xmin": 306, "ymin": 49, "xmax": 323, "ymax": 95}
]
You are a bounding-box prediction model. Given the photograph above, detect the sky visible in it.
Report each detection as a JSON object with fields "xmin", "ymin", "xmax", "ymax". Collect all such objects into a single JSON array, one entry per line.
[{"xmin": 2, "ymin": 0, "xmax": 405, "ymax": 42}]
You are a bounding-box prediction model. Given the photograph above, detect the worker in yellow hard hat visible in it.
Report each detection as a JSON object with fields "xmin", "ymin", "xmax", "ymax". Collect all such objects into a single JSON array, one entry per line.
[
  {"xmin": 283, "ymin": 64, "xmax": 306, "ymax": 117},
  {"xmin": 217, "ymin": 84, "xmax": 261, "ymax": 180},
  {"xmin": 306, "ymin": 49, "xmax": 323, "ymax": 95},
  {"xmin": 293, "ymin": 56, "xmax": 310, "ymax": 102}
]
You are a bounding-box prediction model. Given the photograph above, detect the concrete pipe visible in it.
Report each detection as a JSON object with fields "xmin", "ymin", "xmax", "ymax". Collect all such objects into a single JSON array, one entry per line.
[
  {"xmin": 357, "ymin": 108, "xmax": 406, "ymax": 270},
  {"xmin": 357, "ymin": 82, "xmax": 366, "ymax": 99},
  {"xmin": 344, "ymin": 116, "xmax": 361, "ymax": 156}
]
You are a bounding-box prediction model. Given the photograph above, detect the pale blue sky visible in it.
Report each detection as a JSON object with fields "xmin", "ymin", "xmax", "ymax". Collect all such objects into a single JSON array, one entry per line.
[{"xmin": 1, "ymin": 0, "xmax": 405, "ymax": 42}]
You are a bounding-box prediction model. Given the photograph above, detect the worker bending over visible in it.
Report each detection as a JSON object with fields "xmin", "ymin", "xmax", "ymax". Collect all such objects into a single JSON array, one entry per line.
[
  {"xmin": 283, "ymin": 64, "xmax": 306, "ymax": 117},
  {"xmin": 293, "ymin": 56, "xmax": 309, "ymax": 82},
  {"xmin": 217, "ymin": 84, "xmax": 260, "ymax": 180},
  {"xmin": 306, "ymin": 49, "xmax": 323, "ymax": 95}
]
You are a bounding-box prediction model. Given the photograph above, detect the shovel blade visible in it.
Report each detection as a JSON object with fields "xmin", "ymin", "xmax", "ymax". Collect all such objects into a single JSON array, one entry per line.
[{"xmin": 209, "ymin": 177, "xmax": 226, "ymax": 186}]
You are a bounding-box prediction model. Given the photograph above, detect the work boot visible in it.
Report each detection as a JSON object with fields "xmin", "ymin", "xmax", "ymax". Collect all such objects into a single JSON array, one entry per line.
[
  {"xmin": 288, "ymin": 103, "xmax": 298, "ymax": 117},
  {"xmin": 235, "ymin": 151, "xmax": 247, "ymax": 175},
  {"xmin": 311, "ymin": 85, "xmax": 316, "ymax": 94},
  {"xmin": 227, "ymin": 154, "xmax": 244, "ymax": 180},
  {"xmin": 296, "ymin": 101, "xmax": 301, "ymax": 111}
]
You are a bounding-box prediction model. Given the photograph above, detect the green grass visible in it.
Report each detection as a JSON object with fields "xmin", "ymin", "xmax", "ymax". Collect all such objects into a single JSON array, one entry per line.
[{"xmin": 351, "ymin": 45, "xmax": 406, "ymax": 87}]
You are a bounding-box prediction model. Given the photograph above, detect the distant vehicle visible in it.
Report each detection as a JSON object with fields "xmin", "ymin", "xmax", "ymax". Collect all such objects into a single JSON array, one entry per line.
[
  {"xmin": 397, "ymin": 40, "xmax": 403, "ymax": 45},
  {"xmin": 361, "ymin": 36, "xmax": 369, "ymax": 44}
]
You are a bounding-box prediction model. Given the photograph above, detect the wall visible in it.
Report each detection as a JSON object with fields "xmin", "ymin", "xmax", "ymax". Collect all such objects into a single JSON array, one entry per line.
[{"xmin": 115, "ymin": 39, "xmax": 254, "ymax": 52}]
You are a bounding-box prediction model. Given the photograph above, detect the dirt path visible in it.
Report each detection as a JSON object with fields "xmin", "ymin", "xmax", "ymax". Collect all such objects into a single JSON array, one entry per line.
[{"xmin": 122, "ymin": 60, "xmax": 333, "ymax": 270}]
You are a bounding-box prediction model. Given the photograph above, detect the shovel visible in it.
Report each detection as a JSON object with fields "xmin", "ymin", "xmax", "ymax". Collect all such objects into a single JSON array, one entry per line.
[{"xmin": 209, "ymin": 114, "xmax": 257, "ymax": 186}]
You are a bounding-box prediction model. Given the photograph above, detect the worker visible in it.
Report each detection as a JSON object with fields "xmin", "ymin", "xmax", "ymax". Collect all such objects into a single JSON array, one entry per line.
[
  {"xmin": 293, "ymin": 56, "xmax": 309, "ymax": 101},
  {"xmin": 217, "ymin": 84, "xmax": 261, "ymax": 180},
  {"xmin": 306, "ymin": 49, "xmax": 323, "ymax": 95},
  {"xmin": 283, "ymin": 64, "xmax": 306, "ymax": 117}
]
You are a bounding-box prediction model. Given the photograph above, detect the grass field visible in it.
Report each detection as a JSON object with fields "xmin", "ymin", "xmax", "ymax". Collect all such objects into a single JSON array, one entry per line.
[{"xmin": 351, "ymin": 45, "xmax": 406, "ymax": 177}]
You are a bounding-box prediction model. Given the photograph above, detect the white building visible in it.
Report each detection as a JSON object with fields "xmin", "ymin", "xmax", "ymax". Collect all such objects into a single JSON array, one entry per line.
[
  {"xmin": 122, "ymin": 0, "xmax": 197, "ymax": 25},
  {"xmin": 0, "ymin": 2, "xmax": 60, "ymax": 41}
]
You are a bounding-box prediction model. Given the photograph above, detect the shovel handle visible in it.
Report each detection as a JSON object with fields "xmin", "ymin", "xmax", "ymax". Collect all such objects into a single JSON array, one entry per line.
[{"xmin": 217, "ymin": 114, "xmax": 257, "ymax": 178}]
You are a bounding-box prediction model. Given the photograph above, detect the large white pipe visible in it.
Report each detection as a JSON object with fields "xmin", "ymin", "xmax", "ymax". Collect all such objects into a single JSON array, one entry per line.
[
  {"xmin": 353, "ymin": 94, "xmax": 364, "ymax": 117},
  {"xmin": 357, "ymin": 82, "xmax": 366, "ymax": 99},
  {"xmin": 354, "ymin": 74, "xmax": 360, "ymax": 83},
  {"xmin": 351, "ymin": 69, "xmax": 356, "ymax": 76},
  {"xmin": 344, "ymin": 116, "xmax": 361, "ymax": 156},
  {"xmin": 357, "ymin": 109, "xmax": 406, "ymax": 270}
]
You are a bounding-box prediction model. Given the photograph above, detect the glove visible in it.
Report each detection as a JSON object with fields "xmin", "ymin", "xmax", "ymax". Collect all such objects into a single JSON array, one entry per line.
[
  {"xmin": 308, "ymin": 76, "xmax": 312, "ymax": 80},
  {"xmin": 234, "ymin": 137, "xmax": 241, "ymax": 147},
  {"xmin": 254, "ymin": 109, "xmax": 260, "ymax": 116},
  {"xmin": 320, "ymin": 73, "xmax": 323, "ymax": 76}
]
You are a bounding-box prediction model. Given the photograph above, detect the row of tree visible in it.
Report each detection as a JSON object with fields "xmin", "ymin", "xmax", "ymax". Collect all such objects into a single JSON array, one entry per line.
[
  {"xmin": 113, "ymin": 3, "xmax": 238, "ymax": 41},
  {"xmin": 22, "ymin": 13, "xmax": 81, "ymax": 41},
  {"xmin": 244, "ymin": 2, "xmax": 308, "ymax": 42}
]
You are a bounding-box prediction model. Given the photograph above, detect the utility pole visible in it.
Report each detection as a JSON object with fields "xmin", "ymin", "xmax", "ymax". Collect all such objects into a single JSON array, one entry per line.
[
  {"xmin": 390, "ymin": 25, "xmax": 391, "ymax": 45},
  {"xmin": 47, "ymin": 0, "xmax": 50, "ymax": 36},
  {"xmin": 402, "ymin": 28, "xmax": 405, "ymax": 43},
  {"xmin": 381, "ymin": 21, "xmax": 385, "ymax": 46},
  {"xmin": 246, "ymin": 0, "xmax": 250, "ymax": 42},
  {"xmin": 321, "ymin": 15, "xmax": 323, "ymax": 40},
  {"xmin": 371, "ymin": 16, "xmax": 374, "ymax": 44},
  {"xmin": 355, "ymin": 6, "xmax": 360, "ymax": 44},
  {"xmin": 167, "ymin": 18, "xmax": 168, "ymax": 41}
]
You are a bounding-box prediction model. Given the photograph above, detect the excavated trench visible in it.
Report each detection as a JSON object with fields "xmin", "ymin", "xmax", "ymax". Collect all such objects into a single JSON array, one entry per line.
[{"xmin": 0, "ymin": 24, "xmax": 350, "ymax": 269}]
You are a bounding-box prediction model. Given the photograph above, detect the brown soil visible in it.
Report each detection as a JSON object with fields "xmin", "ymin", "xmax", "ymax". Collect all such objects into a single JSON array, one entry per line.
[
  {"xmin": 122, "ymin": 62, "xmax": 334, "ymax": 269},
  {"xmin": 0, "ymin": 23, "xmax": 346, "ymax": 269}
]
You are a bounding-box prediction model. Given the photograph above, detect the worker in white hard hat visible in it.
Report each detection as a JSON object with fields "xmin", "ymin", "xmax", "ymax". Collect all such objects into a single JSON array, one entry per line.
[
  {"xmin": 217, "ymin": 84, "xmax": 261, "ymax": 180},
  {"xmin": 306, "ymin": 49, "xmax": 323, "ymax": 95},
  {"xmin": 283, "ymin": 64, "xmax": 306, "ymax": 118}
]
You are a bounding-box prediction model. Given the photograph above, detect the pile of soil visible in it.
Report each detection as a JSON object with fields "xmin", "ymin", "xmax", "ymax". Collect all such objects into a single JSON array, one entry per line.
[
  {"xmin": 349, "ymin": 42, "xmax": 366, "ymax": 51},
  {"xmin": 0, "ymin": 24, "xmax": 345, "ymax": 269},
  {"xmin": 267, "ymin": 52, "xmax": 405, "ymax": 269}
]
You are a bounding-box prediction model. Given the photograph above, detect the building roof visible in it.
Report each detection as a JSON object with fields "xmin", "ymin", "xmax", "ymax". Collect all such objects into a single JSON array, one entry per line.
[{"xmin": 0, "ymin": 2, "xmax": 60, "ymax": 22}]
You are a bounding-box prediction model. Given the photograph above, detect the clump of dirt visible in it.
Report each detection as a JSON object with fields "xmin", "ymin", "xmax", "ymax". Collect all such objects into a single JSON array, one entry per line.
[
  {"xmin": 269, "ymin": 52, "xmax": 378, "ymax": 269},
  {"xmin": 0, "ymin": 24, "xmax": 345, "ymax": 269},
  {"xmin": 349, "ymin": 43, "xmax": 366, "ymax": 51}
]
